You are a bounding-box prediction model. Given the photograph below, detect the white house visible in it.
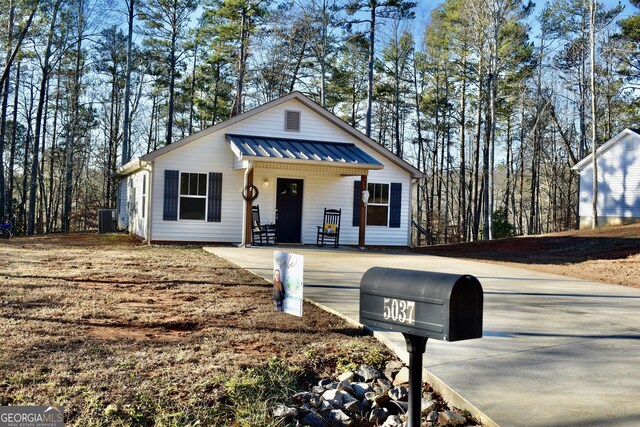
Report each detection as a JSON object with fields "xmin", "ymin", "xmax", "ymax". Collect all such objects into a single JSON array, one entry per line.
[
  {"xmin": 573, "ymin": 128, "xmax": 640, "ymax": 228},
  {"xmin": 115, "ymin": 92, "xmax": 423, "ymax": 246}
]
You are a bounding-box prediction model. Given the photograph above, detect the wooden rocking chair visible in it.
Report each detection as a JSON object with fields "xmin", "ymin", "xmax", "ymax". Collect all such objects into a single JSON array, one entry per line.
[
  {"xmin": 251, "ymin": 205, "xmax": 276, "ymax": 245},
  {"xmin": 316, "ymin": 208, "xmax": 341, "ymax": 247}
]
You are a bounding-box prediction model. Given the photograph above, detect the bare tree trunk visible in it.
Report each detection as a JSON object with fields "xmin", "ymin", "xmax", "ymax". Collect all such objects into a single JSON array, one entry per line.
[
  {"xmin": 166, "ymin": 15, "xmax": 177, "ymax": 144},
  {"xmin": 189, "ymin": 39, "xmax": 197, "ymax": 135},
  {"xmin": 7, "ymin": 62, "xmax": 20, "ymax": 221},
  {"xmin": 47, "ymin": 74, "xmax": 61, "ymax": 231},
  {"xmin": 458, "ymin": 56, "xmax": 467, "ymax": 241},
  {"xmin": 518, "ymin": 93, "xmax": 525, "ymax": 234},
  {"xmin": 444, "ymin": 119, "xmax": 451, "ymax": 244},
  {"xmin": 481, "ymin": 100, "xmax": 490, "ymax": 240},
  {"xmin": 472, "ymin": 58, "xmax": 483, "ymax": 241},
  {"xmin": 106, "ymin": 79, "xmax": 116, "ymax": 207},
  {"xmin": 38, "ymin": 77, "xmax": 51, "ymax": 234},
  {"xmin": 0, "ymin": 5, "xmax": 36, "ymax": 92},
  {"xmin": 577, "ymin": 15, "xmax": 588, "ymax": 229},
  {"xmin": 504, "ymin": 115, "xmax": 512, "ymax": 216},
  {"xmin": 28, "ymin": 0, "xmax": 61, "ymax": 235},
  {"xmin": 122, "ymin": 0, "xmax": 135, "ymax": 165},
  {"xmin": 232, "ymin": 7, "xmax": 249, "ymax": 117},
  {"xmin": 589, "ymin": 0, "xmax": 598, "ymax": 228},
  {"xmin": 21, "ymin": 82, "xmax": 35, "ymax": 234},
  {"xmin": 394, "ymin": 52, "xmax": 401, "ymax": 157},
  {"xmin": 63, "ymin": 4, "xmax": 85, "ymax": 232},
  {"xmin": 212, "ymin": 62, "xmax": 220, "ymax": 125},
  {"xmin": 0, "ymin": 2, "xmax": 15, "ymax": 219},
  {"xmin": 319, "ymin": 3, "xmax": 328, "ymax": 107},
  {"xmin": 487, "ymin": 64, "xmax": 496, "ymax": 241},
  {"xmin": 364, "ymin": 3, "xmax": 376, "ymax": 137},
  {"xmin": 147, "ymin": 93, "xmax": 156, "ymax": 153},
  {"xmin": 412, "ymin": 52, "xmax": 424, "ymax": 244}
]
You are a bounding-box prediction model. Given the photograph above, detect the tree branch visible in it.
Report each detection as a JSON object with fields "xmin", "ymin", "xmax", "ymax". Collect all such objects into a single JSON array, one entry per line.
[{"xmin": 0, "ymin": 4, "xmax": 38, "ymax": 91}]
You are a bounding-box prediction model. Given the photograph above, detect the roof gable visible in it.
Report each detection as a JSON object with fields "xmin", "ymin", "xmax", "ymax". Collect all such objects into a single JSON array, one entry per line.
[
  {"xmin": 572, "ymin": 128, "xmax": 640, "ymax": 171},
  {"xmin": 139, "ymin": 92, "xmax": 423, "ymax": 178}
]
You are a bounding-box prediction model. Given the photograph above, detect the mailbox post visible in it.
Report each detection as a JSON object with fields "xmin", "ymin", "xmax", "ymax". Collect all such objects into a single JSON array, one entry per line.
[{"xmin": 359, "ymin": 267, "xmax": 483, "ymax": 427}]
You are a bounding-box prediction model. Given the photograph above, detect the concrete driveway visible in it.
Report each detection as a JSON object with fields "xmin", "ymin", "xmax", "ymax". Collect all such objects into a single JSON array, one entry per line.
[{"xmin": 205, "ymin": 246, "xmax": 640, "ymax": 427}]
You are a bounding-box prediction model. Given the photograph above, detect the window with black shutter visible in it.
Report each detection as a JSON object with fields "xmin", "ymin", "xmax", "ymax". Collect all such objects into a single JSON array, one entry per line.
[
  {"xmin": 366, "ymin": 183, "xmax": 389, "ymax": 226},
  {"xmin": 179, "ymin": 173, "xmax": 207, "ymax": 220}
]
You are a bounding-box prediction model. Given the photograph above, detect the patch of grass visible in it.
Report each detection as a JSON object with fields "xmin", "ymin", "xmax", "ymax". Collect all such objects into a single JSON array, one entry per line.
[
  {"xmin": 336, "ymin": 338, "xmax": 392, "ymax": 373},
  {"xmin": 9, "ymin": 370, "xmax": 48, "ymax": 386},
  {"xmin": 87, "ymin": 346, "xmax": 111, "ymax": 357},
  {"xmin": 212, "ymin": 357, "xmax": 299, "ymax": 426}
]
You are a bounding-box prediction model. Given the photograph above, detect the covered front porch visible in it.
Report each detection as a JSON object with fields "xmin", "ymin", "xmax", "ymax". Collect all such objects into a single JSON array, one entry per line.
[{"xmin": 226, "ymin": 134, "xmax": 383, "ymax": 247}]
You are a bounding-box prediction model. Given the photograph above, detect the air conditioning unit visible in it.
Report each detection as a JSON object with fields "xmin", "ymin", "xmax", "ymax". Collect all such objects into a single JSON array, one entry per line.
[{"xmin": 98, "ymin": 209, "xmax": 117, "ymax": 233}]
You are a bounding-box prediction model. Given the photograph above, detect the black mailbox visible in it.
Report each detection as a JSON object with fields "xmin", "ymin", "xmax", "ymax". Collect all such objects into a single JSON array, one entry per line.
[{"xmin": 359, "ymin": 267, "xmax": 483, "ymax": 342}]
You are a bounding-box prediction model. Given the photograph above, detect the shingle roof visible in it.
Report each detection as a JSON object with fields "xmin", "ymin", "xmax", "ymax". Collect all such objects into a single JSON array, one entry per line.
[{"xmin": 227, "ymin": 134, "xmax": 382, "ymax": 167}]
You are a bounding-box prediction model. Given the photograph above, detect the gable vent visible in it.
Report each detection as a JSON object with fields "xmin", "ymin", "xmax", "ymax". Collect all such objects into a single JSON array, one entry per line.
[
  {"xmin": 285, "ymin": 110, "xmax": 301, "ymax": 132},
  {"xmin": 626, "ymin": 139, "xmax": 635, "ymax": 151}
]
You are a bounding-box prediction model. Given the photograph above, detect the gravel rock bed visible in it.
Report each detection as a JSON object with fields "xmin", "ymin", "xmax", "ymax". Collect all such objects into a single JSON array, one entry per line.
[{"xmin": 274, "ymin": 361, "xmax": 480, "ymax": 426}]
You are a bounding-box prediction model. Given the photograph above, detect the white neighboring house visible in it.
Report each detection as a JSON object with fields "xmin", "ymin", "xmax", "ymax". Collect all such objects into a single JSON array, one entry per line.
[
  {"xmin": 115, "ymin": 92, "xmax": 423, "ymax": 246},
  {"xmin": 572, "ymin": 128, "xmax": 640, "ymax": 228}
]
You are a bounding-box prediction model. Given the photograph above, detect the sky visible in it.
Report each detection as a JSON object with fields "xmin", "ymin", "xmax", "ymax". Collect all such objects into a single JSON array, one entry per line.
[{"xmin": 410, "ymin": 0, "xmax": 637, "ymax": 47}]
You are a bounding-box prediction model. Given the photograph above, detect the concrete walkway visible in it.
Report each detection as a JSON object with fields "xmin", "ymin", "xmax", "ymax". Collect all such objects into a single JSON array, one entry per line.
[{"xmin": 205, "ymin": 246, "xmax": 640, "ymax": 427}]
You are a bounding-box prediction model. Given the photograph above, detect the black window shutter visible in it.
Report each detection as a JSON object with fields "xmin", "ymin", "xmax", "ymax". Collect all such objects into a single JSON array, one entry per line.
[
  {"xmin": 207, "ymin": 172, "xmax": 223, "ymax": 222},
  {"xmin": 389, "ymin": 183, "xmax": 402, "ymax": 228},
  {"xmin": 163, "ymin": 170, "xmax": 179, "ymax": 221},
  {"xmin": 352, "ymin": 180, "xmax": 361, "ymax": 227}
]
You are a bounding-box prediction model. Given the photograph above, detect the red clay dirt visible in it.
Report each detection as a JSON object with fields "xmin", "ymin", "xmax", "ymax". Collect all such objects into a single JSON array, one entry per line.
[{"xmin": 414, "ymin": 223, "xmax": 640, "ymax": 289}]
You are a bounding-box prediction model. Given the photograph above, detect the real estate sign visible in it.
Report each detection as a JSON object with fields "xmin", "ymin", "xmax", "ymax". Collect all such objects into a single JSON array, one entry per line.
[{"xmin": 273, "ymin": 251, "xmax": 303, "ymax": 317}]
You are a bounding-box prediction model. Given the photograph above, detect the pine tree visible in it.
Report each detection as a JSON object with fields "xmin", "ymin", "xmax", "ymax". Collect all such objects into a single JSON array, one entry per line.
[{"xmin": 141, "ymin": 0, "xmax": 197, "ymax": 145}]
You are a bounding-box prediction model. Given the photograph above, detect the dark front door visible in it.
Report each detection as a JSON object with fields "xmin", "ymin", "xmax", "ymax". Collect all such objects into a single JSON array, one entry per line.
[{"xmin": 276, "ymin": 178, "xmax": 304, "ymax": 243}]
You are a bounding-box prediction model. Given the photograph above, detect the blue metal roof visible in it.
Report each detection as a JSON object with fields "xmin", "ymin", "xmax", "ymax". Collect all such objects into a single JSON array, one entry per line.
[{"xmin": 226, "ymin": 134, "xmax": 382, "ymax": 167}]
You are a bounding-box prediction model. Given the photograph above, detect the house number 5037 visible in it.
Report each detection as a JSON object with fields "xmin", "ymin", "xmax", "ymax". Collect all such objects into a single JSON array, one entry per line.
[{"xmin": 383, "ymin": 298, "xmax": 415, "ymax": 325}]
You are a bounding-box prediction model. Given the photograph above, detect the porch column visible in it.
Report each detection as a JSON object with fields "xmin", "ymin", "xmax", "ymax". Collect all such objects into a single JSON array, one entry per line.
[
  {"xmin": 244, "ymin": 168, "xmax": 254, "ymax": 246},
  {"xmin": 359, "ymin": 174, "xmax": 367, "ymax": 249}
]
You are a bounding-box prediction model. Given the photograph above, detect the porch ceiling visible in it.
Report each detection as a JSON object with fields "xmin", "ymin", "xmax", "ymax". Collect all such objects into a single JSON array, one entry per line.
[{"xmin": 227, "ymin": 134, "xmax": 384, "ymax": 173}]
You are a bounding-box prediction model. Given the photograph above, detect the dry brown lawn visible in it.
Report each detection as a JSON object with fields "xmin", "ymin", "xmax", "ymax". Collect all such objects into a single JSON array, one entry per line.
[{"xmin": 0, "ymin": 233, "xmax": 390, "ymax": 426}]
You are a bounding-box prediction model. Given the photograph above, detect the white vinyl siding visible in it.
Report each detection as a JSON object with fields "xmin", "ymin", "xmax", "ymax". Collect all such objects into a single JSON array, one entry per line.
[
  {"xmin": 579, "ymin": 133, "xmax": 640, "ymax": 219},
  {"xmin": 150, "ymin": 98, "xmax": 412, "ymax": 245},
  {"xmin": 152, "ymin": 138, "xmax": 244, "ymax": 242}
]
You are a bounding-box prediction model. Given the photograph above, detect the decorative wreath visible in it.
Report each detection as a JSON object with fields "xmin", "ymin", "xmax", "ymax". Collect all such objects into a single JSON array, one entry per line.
[{"xmin": 242, "ymin": 184, "xmax": 259, "ymax": 201}]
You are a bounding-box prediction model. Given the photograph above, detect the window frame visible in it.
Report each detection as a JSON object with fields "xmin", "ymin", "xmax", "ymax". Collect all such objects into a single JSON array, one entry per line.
[
  {"xmin": 366, "ymin": 182, "xmax": 390, "ymax": 227},
  {"xmin": 178, "ymin": 172, "xmax": 208, "ymax": 221}
]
